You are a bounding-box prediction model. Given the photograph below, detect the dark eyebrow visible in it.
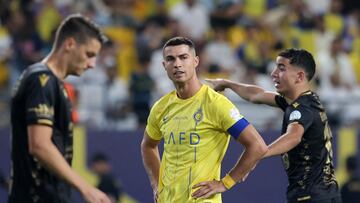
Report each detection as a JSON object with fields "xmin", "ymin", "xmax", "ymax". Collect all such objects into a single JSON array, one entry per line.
[
  {"xmin": 178, "ymin": 53, "xmax": 189, "ymax": 58},
  {"xmin": 165, "ymin": 55, "xmax": 175, "ymax": 60},
  {"xmin": 165, "ymin": 53, "xmax": 189, "ymax": 59}
]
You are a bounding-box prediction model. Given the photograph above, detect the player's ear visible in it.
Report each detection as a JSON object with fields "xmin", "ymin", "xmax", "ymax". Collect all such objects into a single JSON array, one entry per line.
[
  {"xmin": 194, "ymin": 56, "xmax": 199, "ymax": 68},
  {"xmin": 297, "ymin": 71, "xmax": 306, "ymax": 83},
  {"xmin": 162, "ymin": 60, "xmax": 166, "ymax": 70},
  {"xmin": 64, "ymin": 37, "xmax": 76, "ymax": 51}
]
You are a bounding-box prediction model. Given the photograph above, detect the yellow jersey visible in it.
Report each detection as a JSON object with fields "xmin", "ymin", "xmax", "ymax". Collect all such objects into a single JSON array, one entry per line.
[{"xmin": 146, "ymin": 85, "xmax": 248, "ymax": 203}]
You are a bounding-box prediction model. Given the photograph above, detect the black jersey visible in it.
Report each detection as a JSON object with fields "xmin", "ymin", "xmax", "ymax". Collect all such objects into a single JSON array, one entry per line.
[
  {"xmin": 275, "ymin": 91, "xmax": 340, "ymax": 202},
  {"xmin": 9, "ymin": 63, "xmax": 74, "ymax": 203}
]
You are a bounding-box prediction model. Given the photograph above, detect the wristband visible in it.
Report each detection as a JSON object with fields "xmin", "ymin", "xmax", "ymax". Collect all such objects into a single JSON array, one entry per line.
[{"xmin": 221, "ymin": 174, "xmax": 236, "ymax": 190}]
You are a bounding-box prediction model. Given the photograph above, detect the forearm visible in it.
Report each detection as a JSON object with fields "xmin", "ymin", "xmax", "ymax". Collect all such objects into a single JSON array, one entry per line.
[
  {"xmin": 141, "ymin": 145, "xmax": 160, "ymax": 190},
  {"xmin": 31, "ymin": 144, "xmax": 89, "ymax": 194},
  {"xmin": 228, "ymin": 141, "xmax": 267, "ymax": 182},
  {"xmin": 225, "ymin": 80, "xmax": 266, "ymax": 103},
  {"xmin": 263, "ymin": 134, "xmax": 301, "ymax": 158}
]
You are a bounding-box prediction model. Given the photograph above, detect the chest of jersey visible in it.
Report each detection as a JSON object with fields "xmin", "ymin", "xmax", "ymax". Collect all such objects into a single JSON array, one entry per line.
[{"xmin": 159, "ymin": 98, "xmax": 229, "ymax": 165}]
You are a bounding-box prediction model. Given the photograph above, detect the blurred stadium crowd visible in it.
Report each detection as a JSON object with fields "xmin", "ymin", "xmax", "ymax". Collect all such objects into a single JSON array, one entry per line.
[{"xmin": 1, "ymin": 0, "xmax": 360, "ymax": 130}]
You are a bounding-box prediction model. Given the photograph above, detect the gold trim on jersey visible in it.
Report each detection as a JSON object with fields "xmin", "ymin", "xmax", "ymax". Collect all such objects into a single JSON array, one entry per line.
[
  {"xmin": 37, "ymin": 119, "xmax": 53, "ymax": 125},
  {"xmin": 28, "ymin": 104, "xmax": 54, "ymax": 118},
  {"xmin": 297, "ymin": 196, "xmax": 311, "ymax": 201}
]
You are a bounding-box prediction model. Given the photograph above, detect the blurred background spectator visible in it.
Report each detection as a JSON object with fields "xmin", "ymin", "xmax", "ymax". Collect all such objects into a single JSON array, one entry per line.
[
  {"xmin": 91, "ymin": 153, "xmax": 122, "ymax": 203},
  {"xmin": 0, "ymin": 0, "xmax": 359, "ymax": 129},
  {"xmin": 341, "ymin": 155, "xmax": 360, "ymax": 203}
]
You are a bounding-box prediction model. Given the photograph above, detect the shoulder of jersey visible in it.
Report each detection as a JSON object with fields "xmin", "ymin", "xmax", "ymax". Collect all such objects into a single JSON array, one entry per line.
[
  {"xmin": 152, "ymin": 90, "xmax": 176, "ymax": 107},
  {"xmin": 204, "ymin": 85, "xmax": 223, "ymax": 101},
  {"xmin": 27, "ymin": 64, "xmax": 55, "ymax": 87}
]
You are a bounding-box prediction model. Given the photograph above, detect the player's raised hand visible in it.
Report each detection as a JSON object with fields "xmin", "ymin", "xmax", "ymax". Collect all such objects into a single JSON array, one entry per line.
[
  {"xmin": 191, "ymin": 180, "xmax": 227, "ymax": 199},
  {"xmin": 205, "ymin": 78, "xmax": 228, "ymax": 92},
  {"xmin": 82, "ymin": 186, "xmax": 111, "ymax": 203}
]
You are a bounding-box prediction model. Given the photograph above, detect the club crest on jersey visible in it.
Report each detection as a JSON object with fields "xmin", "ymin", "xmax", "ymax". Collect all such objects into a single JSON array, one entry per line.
[
  {"xmin": 230, "ymin": 108, "xmax": 241, "ymax": 121},
  {"xmin": 289, "ymin": 110, "xmax": 301, "ymax": 121},
  {"xmin": 193, "ymin": 108, "xmax": 203, "ymax": 124}
]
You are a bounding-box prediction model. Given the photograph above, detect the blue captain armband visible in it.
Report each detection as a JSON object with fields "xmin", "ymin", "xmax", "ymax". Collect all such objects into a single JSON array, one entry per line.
[{"xmin": 227, "ymin": 118, "xmax": 250, "ymax": 139}]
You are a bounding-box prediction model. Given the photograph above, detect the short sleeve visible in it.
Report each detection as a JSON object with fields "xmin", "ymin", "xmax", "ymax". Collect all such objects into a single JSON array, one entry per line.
[
  {"xmin": 275, "ymin": 94, "xmax": 288, "ymax": 111},
  {"xmin": 287, "ymin": 105, "xmax": 314, "ymax": 131},
  {"xmin": 145, "ymin": 101, "xmax": 162, "ymax": 140},
  {"xmin": 213, "ymin": 95, "xmax": 245, "ymax": 131},
  {"xmin": 25, "ymin": 72, "xmax": 56, "ymax": 126}
]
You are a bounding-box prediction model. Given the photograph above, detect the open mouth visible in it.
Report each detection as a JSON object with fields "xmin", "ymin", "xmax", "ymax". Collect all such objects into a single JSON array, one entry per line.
[
  {"xmin": 174, "ymin": 71, "xmax": 185, "ymax": 76},
  {"xmin": 273, "ymin": 80, "xmax": 280, "ymax": 88}
]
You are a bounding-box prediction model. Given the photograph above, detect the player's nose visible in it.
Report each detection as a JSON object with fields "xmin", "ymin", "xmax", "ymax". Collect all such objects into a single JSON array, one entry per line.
[{"xmin": 87, "ymin": 57, "xmax": 97, "ymax": 69}]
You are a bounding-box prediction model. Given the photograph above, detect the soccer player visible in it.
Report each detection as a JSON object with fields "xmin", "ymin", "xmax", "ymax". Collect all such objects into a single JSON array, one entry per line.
[
  {"xmin": 141, "ymin": 37, "xmax": 268, "ymax": 203},
  {"xmin": 206, "ymin": 48, "xmax": 341, "ymax": 203},
  {"xmin": 9, "ymin": 14, "xmax": 110, "ymax": 203}
]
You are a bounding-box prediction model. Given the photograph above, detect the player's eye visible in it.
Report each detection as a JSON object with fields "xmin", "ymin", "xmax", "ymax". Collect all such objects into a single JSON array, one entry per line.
[
  {"xmin": 166, "ymin": 56, "xmax": 175, "ymax": 62},
  {"xmin": 180, "ymin": 55, "xmax": 188, "ymax": 60},
  {"xmin": 86, "ymin": 52, "xmax": 96, "ymax": 58}
]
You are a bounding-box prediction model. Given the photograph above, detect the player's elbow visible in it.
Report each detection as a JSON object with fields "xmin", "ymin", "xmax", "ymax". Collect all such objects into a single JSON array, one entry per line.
[
  {"xmin": 290, "ymin": 135, "xmax": 302, "ymax": 147},
  {"xmin": 140, "ymin": 138, "xmax": 154, "ymax": 156},
  {"xmin": 28, "ymin": 142, "xmax": 43, "ymax": 158},
  {"xmin": 255, "ymin": 141, "xmax": 268, "ymax": 158},
  {"xmin": 247, "ymin": 138, "xmax": 268, "ymax": 159},
  {"xmin": 140, "ymin": 139, "xmax": 147, "ymax": 155},
  {"xmin": 28, "ymin": 140, "xmax": 48, "ymax": 159},
  {"xmin": 248, "ymin": 94, "xmax": 264, "ymax": 104},
  {"xmin": 248, "ymin": 96, "xmax": 258, "ymax": 104}
]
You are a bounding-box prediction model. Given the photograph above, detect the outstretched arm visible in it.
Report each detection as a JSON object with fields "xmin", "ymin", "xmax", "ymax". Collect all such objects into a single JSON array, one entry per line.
[
  {"xmin": 206, "ymin": 78, "xmax": 278, "ymax": 106},
  {"xmin": 263, "ymin": 122, "xmax": 304, "ymax": 158},
  {"xmin": 141, "ymin": 131, "xmax": 161, "ymax": 202},
  {"xmin": 28, "ymin": 125, "xmax": 110, "ymax": 203},
  {"xmin": 191, "ymin": 124, "xmax": 268, "ymax": 199}
]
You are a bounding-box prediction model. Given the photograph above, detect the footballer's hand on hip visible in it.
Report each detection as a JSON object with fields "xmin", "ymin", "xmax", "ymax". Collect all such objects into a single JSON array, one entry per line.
[{"xmin": 191, "ymin": 180, "xmax": 227, "ymax": 199}]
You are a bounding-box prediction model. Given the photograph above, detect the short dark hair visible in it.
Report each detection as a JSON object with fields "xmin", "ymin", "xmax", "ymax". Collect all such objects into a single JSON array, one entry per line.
[
  {"xmin": 54, "ymin": 14, "xmax": 107, "ymax": 49},
  {"xmin": 278, "ymin": 48, "xmax": 316, "ymax": 81},
  {"xmin": 162, "ymin": 36, "xmax": 196, "ymax": 55}
]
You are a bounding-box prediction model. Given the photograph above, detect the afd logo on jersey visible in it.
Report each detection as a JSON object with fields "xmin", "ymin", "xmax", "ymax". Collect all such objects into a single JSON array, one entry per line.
[{"xmin": 166, "ymin": 132, "xmax": 200, "ymax": 145}]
